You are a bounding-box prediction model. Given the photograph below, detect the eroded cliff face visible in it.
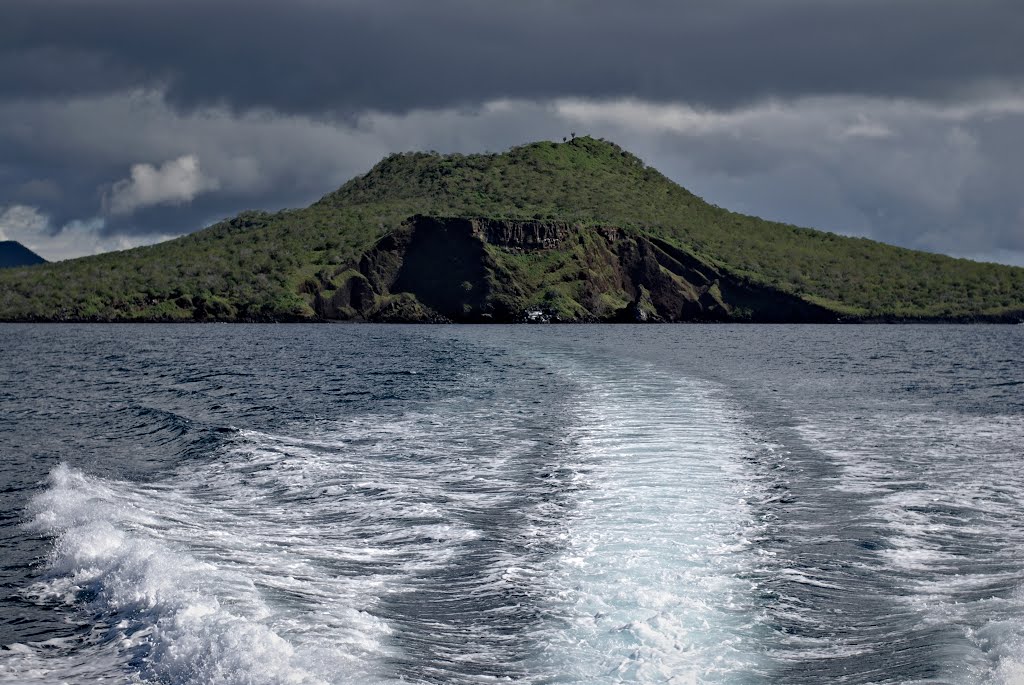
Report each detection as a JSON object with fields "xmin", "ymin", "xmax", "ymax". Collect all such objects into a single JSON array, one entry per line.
[{"xmin": 313, "ymin": 215, "xmax": 836, "ymax": 323}]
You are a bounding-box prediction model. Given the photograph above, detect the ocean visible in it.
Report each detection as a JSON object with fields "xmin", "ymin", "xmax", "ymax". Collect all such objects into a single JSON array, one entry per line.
[{"xmin": 0, "ymin": 323, "xmax": 1022, "ymax": 684}]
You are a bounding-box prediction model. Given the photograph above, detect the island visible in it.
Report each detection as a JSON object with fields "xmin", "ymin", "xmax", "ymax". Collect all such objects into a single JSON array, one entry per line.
[
  {"xmin": 0, "ymin": 241, "xmax": 46, "ymax": 270},
  {"xmin": 1, "ymin": 137, "xmax": 1022, "ymax": 323}
]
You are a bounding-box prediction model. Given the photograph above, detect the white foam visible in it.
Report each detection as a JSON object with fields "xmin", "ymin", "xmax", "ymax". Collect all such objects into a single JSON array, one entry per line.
[
  {"xmin": 6, "ymin": 356, "xmax": 776, "ymax": 683},
  {"xmin": 5, "ymin": 462, "xmax": 397, "ymax": 684},
  {"xmin": 797, "ymin": 411, "xmax": 1024, "ymax": 682},
  {"xmin": 534, "ymin": 362, "xmax": 766, "ymax": 683}
]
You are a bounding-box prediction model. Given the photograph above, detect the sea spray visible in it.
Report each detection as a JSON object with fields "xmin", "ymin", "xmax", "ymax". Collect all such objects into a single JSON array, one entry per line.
[{"xmin": 12, "ymin": 461, "xmax": 396, "ymax": 684}]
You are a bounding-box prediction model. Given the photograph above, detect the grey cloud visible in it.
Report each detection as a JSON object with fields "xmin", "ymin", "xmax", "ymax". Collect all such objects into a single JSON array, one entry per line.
[
  {"xmin": 1, "ymin": 0, "xmax": 1022, "ymax": 115},
  {"xmin": 0, "ymin": 91, "xmax": 571, "ymax": 256},
  {"xmin": 11, "ymin": 179, "xmax": 62, "ymax": 205},
  {"xmin": 3, "ymin": 89, "xmax": 1024, "ymax": 265},
  {"xmin": 2, "ymin": 0, "xmax": 1023, "ymax": 265},
  {"xmin": 560, "ymin": 95, "xmax": 1024, "ymax": 265}
]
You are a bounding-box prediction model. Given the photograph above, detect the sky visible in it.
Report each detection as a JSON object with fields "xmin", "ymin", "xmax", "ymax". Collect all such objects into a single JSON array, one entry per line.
[{"xmin": 1, "ymin": 0, "xmax": 1022, "ymax": 264}]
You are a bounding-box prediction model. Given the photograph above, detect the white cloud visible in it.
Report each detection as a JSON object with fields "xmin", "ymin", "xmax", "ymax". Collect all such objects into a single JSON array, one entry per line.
[
  {"xmin": 0, "ymin": 204, "xmax": 49, "ymax": 241},
  {"xmin": 552, "ymin": 94, "xmax": 1024, "ymax": 138},
  {"xmin": 41, "ymin": 218, "xmax": 180, "ymax": 262},
  {"xmin": 106, "ymin": 154, "xmax": 219, "ymax": 215},
  {"xmin": 0, "ymin": 204, "xmax": 178, "ymax": 261}
]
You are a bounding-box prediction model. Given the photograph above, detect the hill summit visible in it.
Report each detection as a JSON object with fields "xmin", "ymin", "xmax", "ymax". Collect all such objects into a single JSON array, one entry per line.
[
  {"xmin": 0, "ymin": 241, "xmax": 46, "ymax": 269},
  {"xmin": 1, "ymin": 137, "xmax": 1022, "ymax": 322}
]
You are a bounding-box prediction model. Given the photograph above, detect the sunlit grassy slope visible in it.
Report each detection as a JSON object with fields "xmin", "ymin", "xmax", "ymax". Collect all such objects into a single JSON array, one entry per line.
[{"xmin": 1, "ymin": 136, "xmax": 1022, "ymax": 321}]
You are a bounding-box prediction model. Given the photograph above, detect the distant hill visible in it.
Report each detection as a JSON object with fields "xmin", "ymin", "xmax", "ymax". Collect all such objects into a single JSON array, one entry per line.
[
  {"xmin": 0, "ymin": 241, "xmax": 46, "ymax": 269},
  {"xmin": 0, "ymin": 137, "xmax": 1022, "ymax": 322}
]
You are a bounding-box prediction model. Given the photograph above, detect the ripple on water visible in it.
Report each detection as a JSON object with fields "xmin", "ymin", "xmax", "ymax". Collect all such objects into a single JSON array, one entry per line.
[{"xmin": 3, "ymin": 357, "xmax": 774, "ymax": 685}]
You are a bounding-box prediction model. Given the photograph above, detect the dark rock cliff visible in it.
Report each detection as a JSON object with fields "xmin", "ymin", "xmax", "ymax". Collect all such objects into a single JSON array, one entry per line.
[{"xmin": 314, "ymin": 215, "xmax": 837, "ymax": 323}]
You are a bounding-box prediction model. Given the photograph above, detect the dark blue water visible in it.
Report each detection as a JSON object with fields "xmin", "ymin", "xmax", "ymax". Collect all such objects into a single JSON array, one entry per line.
[{"xmin": 0, "ymin": 324, "xmax": 1022, "ymax": 684}]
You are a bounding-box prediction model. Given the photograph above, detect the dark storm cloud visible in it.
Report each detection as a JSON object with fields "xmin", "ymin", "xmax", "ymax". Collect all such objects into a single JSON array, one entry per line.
[
  {"xmin": 2, "ymin": 0, "xmax": 1023, "ymax": 264},
  {"xmin": 1, "ymin": 0, "xmax": 1022, "ymax": 114}
]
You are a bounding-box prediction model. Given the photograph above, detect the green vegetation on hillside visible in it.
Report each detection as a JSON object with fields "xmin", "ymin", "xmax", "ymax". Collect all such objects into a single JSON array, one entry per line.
[{"xmin": 1, "ymin": 136, "xmax": 1022, "ymax": 321}]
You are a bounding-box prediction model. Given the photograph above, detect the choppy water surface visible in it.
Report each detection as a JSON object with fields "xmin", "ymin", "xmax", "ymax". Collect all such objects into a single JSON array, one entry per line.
[{"xmin": 0, "ymin": 324, "xmax": 1022, "ymax": 684}]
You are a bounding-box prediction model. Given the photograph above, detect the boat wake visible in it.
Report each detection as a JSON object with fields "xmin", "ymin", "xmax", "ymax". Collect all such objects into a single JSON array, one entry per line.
[{"xmin": 2, "ymin": 356, "xmax": 768, "ymax": 684}]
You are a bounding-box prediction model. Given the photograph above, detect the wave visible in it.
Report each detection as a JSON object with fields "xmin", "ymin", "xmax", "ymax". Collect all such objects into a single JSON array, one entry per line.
[
  {"xmin": 794, "ymin": 411, "xmax": 1024, "ymax": 683},
  {"xmin": 5, "ymin": 358, "xmax": 770, "ymax": 683},
  {"xmin": 3, "ymin": 455, "xmax": 399, "ymax": 684}
]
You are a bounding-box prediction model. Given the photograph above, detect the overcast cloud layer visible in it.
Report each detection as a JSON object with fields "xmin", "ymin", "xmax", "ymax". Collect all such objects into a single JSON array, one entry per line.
[{"xmin": 1, "ymin": 0, "xmax": 1022, "ymax": 264}]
